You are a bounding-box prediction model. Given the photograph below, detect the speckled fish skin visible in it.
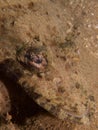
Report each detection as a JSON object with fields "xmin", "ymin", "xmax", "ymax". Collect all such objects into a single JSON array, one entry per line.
[{"xmin": 0, "ymin": 43, "xmax": 95, "ymax": 124}]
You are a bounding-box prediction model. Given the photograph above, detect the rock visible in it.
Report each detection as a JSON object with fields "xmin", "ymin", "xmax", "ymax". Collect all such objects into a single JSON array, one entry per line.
[{"xmin": 0, "ymin": 81, "xmax": 11, "ymax": 118}]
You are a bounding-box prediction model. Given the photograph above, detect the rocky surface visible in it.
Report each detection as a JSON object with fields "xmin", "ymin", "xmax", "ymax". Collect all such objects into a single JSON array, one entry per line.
[{"xmin": 0, "ymin": 81, "xmax": 11, "ymax": 120}]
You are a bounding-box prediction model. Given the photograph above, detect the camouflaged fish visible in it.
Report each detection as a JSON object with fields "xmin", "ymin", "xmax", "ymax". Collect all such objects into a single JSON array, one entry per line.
[{"xmin": 0, "ymin": 40, "xmax": 95, "ymax": 124}]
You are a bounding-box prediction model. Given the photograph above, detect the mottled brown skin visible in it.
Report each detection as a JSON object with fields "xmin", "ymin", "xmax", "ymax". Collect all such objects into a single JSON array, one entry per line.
[{"xmin": 0, "ymin": 43, "xmax": 95, "ymax": 124}]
